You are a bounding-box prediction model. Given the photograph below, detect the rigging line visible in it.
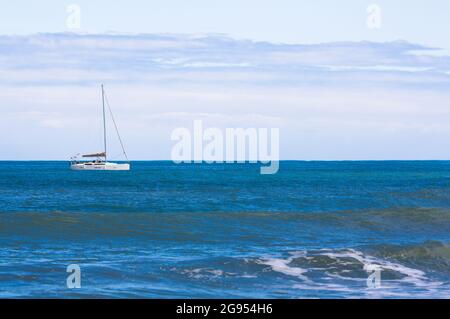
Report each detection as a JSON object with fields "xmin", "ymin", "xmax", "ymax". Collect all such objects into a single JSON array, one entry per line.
[
  {"xmin": 103, "ymin": 92, "xmax": 129, "ymax": 162},
  {"xmin": 110, "ymin": 152, "xmax": 126, "ymax": 160}
]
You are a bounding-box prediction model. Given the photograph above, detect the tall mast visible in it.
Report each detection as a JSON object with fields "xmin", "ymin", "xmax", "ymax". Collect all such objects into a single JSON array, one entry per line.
[{"xmin": 102, "ymin": 84, "xmax": 107, "ymax": 162}]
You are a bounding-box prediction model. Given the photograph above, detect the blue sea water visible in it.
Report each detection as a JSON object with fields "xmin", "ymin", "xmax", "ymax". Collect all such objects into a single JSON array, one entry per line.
[{"xmin": 0, "ymin": 161, "xmax": 449, "ymax": 298}]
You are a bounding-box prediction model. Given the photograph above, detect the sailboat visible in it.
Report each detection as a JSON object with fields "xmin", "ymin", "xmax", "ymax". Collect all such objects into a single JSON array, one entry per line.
[{"xmin": 70, "ymin": 85, "xmax": 130, "ymax": 170}]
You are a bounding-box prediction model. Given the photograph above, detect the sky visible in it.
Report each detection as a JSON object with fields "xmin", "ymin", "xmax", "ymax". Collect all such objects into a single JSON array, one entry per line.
[
  {"xmin": 0, "ymin": 1, "xmax": 450, "ymax": 160},
  {"xmin": 1, "ymin": 0, "xmax": 450, "ymax": 50}
]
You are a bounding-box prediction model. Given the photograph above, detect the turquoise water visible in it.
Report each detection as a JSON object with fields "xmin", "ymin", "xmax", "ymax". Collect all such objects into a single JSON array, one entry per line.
[{"xmin": 0, "ymin": 161, "xmax": 449, "ymax": 298}]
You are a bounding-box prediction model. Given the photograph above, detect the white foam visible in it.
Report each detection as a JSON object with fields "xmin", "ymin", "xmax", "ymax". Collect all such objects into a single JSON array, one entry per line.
[
  {"xmin": 256, "ymin": 248, "xmax": 450, "ymax": 298},
  {"xmin": 257, "ymin": 251, "xmax": 309, "ymax": 281},
  {"xmin": 179, "ymin": 268, "xmax": 225, "ymax": 279},
  {"xmin": 322, "ymin": 249, "xmax": 429, "ymax": 286}
]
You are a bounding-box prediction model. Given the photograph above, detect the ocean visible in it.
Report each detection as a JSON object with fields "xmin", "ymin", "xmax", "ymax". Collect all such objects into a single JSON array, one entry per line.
[{"xmin": 0, "ymin": 161, "xmax": 449, "ymax": 298}]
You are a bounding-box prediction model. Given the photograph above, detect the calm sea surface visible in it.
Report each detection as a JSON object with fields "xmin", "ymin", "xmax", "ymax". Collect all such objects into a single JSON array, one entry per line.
[{"xmin": 0, "ymin": 161, "xmax": 449, "ymax": 298}]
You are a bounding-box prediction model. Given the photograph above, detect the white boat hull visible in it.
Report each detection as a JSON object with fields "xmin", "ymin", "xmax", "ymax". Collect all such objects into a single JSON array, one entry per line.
[{"xmin": 70, "ymin": 162, "xmax": 130, "ymax": 171}]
